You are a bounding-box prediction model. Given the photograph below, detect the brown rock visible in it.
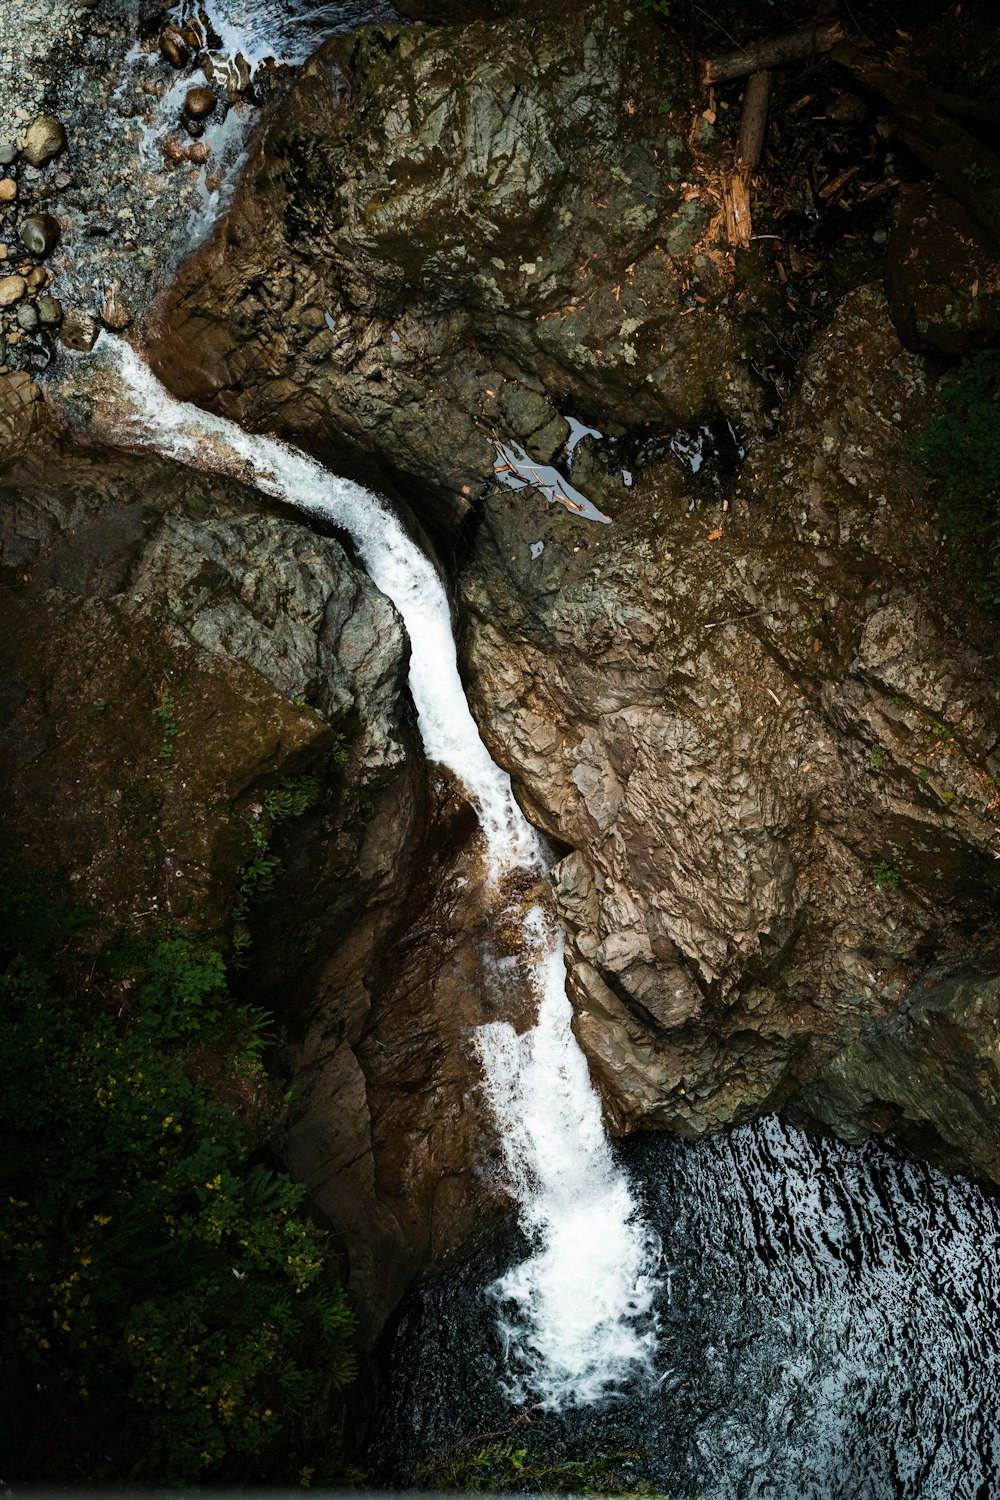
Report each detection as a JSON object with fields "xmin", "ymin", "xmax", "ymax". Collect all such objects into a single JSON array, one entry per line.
[
  {"xmin": 60, "ymin": 308, "xmax": 99, "ymax": 351},
  {"xmin": 184, "ymin": 86, "xmax": 217, "ymax": 120},
  {"xmin": 21, "ymin": 115, "xmax": 67, "ymax": 169},
  {"xmin": 0, "ymin": 274, "xmax": 26, "ymax": 307},
  {"xmin": 100, "ymin": 291, "xmax": 132, "ymax": 330},
  {"xmin": 36, "ymin": 295, "xmax": 62, "ymax": 325},
  {"xmin": 0, "ymin": 178, "xmax": 17, "ymax": 203},
  {"xmin": 161, "ymin": 134, "xmax": 188, "ymax": 163},
  {"xmin": 158, "ymin": 25, "xmax": 189, "ymax": 67},
  {"xmin": 188, "ymin": 140, "xmax": 212, "ymax": 165}
]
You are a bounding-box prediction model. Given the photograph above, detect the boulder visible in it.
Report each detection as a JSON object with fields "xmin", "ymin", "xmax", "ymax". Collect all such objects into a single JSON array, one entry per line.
[
  {"xmin": 791, "ymin": 967, "xmax": 1000, "ymax": 1185},
  {"xmin": 457, "ymin": 285, "xmax": 1000, "ymax": 1162},
  {"xmin": 149, "ymin": 6, "xmax": 764, "ymax": 534}
]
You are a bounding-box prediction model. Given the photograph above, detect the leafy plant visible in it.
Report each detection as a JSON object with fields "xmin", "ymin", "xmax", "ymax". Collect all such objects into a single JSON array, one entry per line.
[
  {"xmin": 871, "ymin": 745, "xmax": 890, "ymax": 771},
  {"xmin": 264, "ymin": 776, "xmax": 320, "ymax": 825},
  {"xmin": 0, "ymin": 863, "xmax": 356, "ymax": 1485},
  {"xmin": 873, "ymin": 860, "xmax": 901, "ymax": 890}
]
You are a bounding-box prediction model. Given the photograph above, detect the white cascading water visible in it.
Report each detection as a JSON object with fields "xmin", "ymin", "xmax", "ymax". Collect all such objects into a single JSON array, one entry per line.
[{"xmin": 86, "ymin": 334, "xmax": 659, "ymax": 1404}]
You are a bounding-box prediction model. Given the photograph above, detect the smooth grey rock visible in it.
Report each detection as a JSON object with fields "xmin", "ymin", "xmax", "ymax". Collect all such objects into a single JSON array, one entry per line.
[
  {"xmin": 20, "ymin": 213, "xmax": 61, "ymax": 257},
  {"xmin": 0, "ymin": 142, "xmax": 18, "ymax": 166},
  {"xmin": 15, "ymin": 303, "xmax": 38, "ymax": 332}
]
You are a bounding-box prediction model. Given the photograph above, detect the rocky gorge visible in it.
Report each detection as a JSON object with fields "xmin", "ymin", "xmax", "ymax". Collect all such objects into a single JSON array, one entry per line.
[{"xmin": 3, "ymin": 0, "xmax": 1000, "ymax": 1487}]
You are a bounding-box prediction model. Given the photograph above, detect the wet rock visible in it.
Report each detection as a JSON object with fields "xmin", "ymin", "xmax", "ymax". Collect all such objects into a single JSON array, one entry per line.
[
  {"xmin": 457, "ymin": 285, "xmax": 1000, "ymax": 1161},
  {"xmin": 36, "ymin": 295, "xmax": 62, "ymax": 325},
  {"xmin": 792, "ymin": 968, "xmax": 1000, "ymax": 1186},
  {"xmin": 100, "ymin": 289, "xmax": 132, "ymax": 330},
  {"xmin": 0, "ymin": 274, "xmax": 26, "ymax": 308},
  {"xmin": 0, "ymin": 179, "xmax": 17, "ymax": 204},
  {"xmin": 19, "ymin": 213, "xmax": 61, "ymax": 257},
  {"xmin": 0, "ymin": 369, "xmax": 42, "ymax": 464},
  {"xmin": 158, "ymin": 25, "xmax": 189, "ymax": 67},
  {"xmin": 0, "ymin": 143, "xmax": 18, "ymax": 167},
  {"xmin": 15, "ymin": 304, "xmax": 38, "ymax": 333},
  {"xmin": 184, "ymin": 86, "xmax": 217, "ymax": 120},
  {"xmin": 887, "ymin": 186, "xmax": 1000, "ymax": 356},
  {"xmin": 150, "ymin": 8, "xmax": 763, "ymax": 534},
  {"xmin": 60, "ymin": 308, "xmax": 99, "ymax": 351},
  {"xmin": 21, "ymin": 114, "xmax": 67, "ymax": 169},
  {"xmin": 188, "ymin": 140, "xmax": 212, "ymax": 166}
]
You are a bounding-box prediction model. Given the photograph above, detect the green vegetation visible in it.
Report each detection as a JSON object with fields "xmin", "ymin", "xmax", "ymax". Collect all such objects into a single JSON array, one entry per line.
[
  {"xmin": 873, "ymin": 860, "xmax": 901, "ymax": 891},
  {"xmin": 910, "ymin": 349, "xmax": 1000, "ymax": 606},
  {"xmin": 416, "ymin": 1428, "xmax": 679, "ymax": 1496},
  {"xmin": 231, "ymin": 775, "xmax": 322, "ymax": 968},
  {"xmin": 871, "ymin": 745, "xmax": 890, "ymax": 771},
  {"xmin": 0, "ymin": 863, "xmax": 355, "ymax": 1486}
]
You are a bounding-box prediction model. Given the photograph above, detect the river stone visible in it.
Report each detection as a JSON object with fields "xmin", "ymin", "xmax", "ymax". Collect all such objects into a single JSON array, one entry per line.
[
  {"xmin": 184, "ymin": 86, "xmax": 217, "ymax": 120},
  {"xmin": 60, "ymin": 308, "xmax": 99, "ymax": 351},
  {"xmin": 0, "ymin": 274, "xmax": 26, "ymax": 308},
  {"xmin": 0, "ymin": 179, "xmax": 16, "ymax": 204},
  {"xmin": 21, "ymin": 115, "xmax": 67, "ymax": 169},
  {"xmin": 158, "ymin": 25, "xmax": 189, "ymax": 67},
  {"xmin": 0, "ymin": 143, "xmax": 17, "ymax": 167},
  {"xmin": 36, "ymin": 295, "xmax": 62, "ymax": 326},
  {"xmin": 19, "ymin": 213, "xmax": 61, "ymax": 257},
  {"xmin": 15, "ymin": 304, "xmax": 38, "ymax": 332}
]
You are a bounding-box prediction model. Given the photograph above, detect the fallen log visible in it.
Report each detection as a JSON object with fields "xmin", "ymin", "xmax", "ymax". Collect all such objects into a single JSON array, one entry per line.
[
  {"xmin": 702, "ymin": 21, "xmax": 844, "ymax": 87},
  {"xmin": 723, "ymin": 69, "xmax": 773, "ymax": 249}
]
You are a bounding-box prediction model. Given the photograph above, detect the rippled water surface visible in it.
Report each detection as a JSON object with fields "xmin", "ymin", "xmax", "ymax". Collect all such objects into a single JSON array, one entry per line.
[{"xmin": 372, "ymin": 1117, "xmax": 1000, "ymax": 1500}]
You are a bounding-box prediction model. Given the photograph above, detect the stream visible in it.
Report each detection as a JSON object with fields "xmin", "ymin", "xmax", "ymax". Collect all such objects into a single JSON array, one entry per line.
[{"xmin": 41, "ymin": 1, "xmax": 1000, "ymax": 1493}]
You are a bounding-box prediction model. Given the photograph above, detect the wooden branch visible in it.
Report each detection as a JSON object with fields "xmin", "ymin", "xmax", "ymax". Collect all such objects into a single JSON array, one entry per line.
[
  {"xmin": 702, "ymin": 21, "xmax": 844, "ymax": 87},
  {"xmin": 737, "ymin": 70, "xmax": 772, "ymax": 172},
  {"xmin": 839, "ymin": 49, "xmax": 1000, "ymax": 250},
  {"xmin": 721, "ymin": 71, "xmax": 773, "ymax": 250}
]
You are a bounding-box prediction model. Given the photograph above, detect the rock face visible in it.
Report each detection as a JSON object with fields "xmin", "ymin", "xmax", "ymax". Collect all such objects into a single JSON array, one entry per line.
[
  {"xmin": 143, "ymin": 4, "xmax": 1000, "ymax": 1190},
  {"xmin": 458, "ymin": 284, "xmax": 1000, "ymax": 1158},
  {"xmin": 149, "ymin": 6, "xmax": 764, "ymax": 532},
  {"xmin": 792, "ymin": 967, "xmax": 1000, "ymax": 1186},
  {"xmin": 0, "ymin": 390, "xmax": 516, "ymax": 1343}
]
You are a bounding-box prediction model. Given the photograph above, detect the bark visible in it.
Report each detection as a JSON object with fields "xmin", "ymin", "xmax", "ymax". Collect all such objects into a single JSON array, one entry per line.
[
  {"xmin": 737, "ymin": 69, "xmax": 772, "ymax": 171},
  {"xmin": 702, "ymin": 22, "xmax": 844, "ymax": 87}
]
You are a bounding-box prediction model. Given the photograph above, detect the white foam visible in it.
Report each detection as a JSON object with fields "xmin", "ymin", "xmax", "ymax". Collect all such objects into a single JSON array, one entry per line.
[{"xmin": 84, "ymin": 333, "xmax": 660, "ymax": 1405}]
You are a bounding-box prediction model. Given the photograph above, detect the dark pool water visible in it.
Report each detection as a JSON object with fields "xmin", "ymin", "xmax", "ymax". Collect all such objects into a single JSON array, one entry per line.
[{"xmin": 371, "ymin": 1117, "xmax": 1000, "ymax": 1500}]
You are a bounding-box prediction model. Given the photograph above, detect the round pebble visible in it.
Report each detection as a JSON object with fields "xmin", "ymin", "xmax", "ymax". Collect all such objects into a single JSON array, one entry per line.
[
  {"xmin": 0, "ymin": 143, "xmax": 17, "ymax": 167},
  {"xmin": 184, "ymin": 87, "xmax": 217, "ymax": 120},
  {"xmin": 0, "ymin": 273, "xmax": 26, "ymax": 307},
  {"xmin": 0, "ymin": 178, "xmax": 17, "ymax": 203},
  {"xmin": 20, "ymin": 213, "xmax": 61, "ymax": 256},
  {"xmin": 15, "ymin": 303, "xmax": 38, "ymax": 332}
]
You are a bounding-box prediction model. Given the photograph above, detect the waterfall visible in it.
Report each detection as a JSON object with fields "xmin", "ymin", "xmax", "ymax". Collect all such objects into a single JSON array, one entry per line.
[{"xmin": 83, "ymin": 334, "xmax": 659, "ymax": 1405}]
